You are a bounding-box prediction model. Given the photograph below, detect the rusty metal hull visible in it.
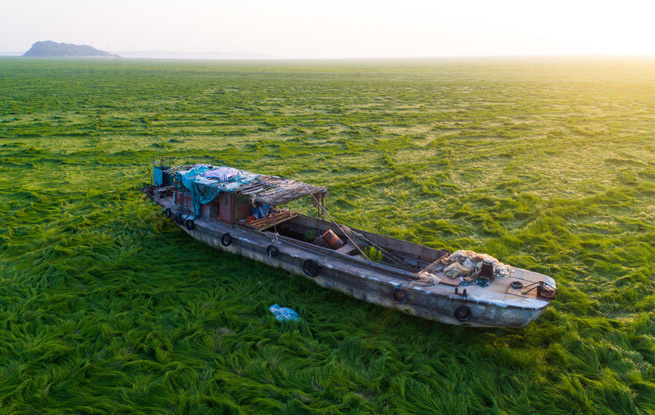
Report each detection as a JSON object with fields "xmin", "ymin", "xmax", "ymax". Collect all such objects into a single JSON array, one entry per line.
[{"xmin": 152, "ymin": 197, "xmax": 553, "ymax": 328}]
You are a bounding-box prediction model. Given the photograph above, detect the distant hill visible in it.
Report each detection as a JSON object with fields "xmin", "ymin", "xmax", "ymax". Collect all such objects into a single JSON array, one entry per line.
[{"xmin": 23, "ymin": 41, "xmax": 119, "ymax": 58}]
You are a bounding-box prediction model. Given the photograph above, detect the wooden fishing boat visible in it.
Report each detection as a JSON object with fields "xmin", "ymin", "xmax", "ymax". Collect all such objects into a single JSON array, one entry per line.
[{"xmin": 142, "ymin": 162, "xmax": 557, "ymax": 328}]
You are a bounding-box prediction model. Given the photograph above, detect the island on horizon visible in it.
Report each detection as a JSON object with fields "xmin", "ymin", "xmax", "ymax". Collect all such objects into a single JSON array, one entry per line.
[{"xmin": 23, "ymin": 41, "xmax": 119, "ymax": 58}]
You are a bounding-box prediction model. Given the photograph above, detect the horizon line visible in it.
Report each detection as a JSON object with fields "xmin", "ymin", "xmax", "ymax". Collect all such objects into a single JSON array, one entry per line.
[{"xmin": 1, "ymin": 52, "xmax": 655, "ymax": 61}]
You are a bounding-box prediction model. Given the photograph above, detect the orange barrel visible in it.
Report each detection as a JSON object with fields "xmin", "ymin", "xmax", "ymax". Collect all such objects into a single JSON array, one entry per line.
[{"xmin": 322, "ymin": 229, "xmax": 344, "ymax": 249}]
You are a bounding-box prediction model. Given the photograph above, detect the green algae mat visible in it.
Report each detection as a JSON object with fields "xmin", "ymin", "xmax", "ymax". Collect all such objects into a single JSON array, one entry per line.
[{"xmin": 0, "ymin": 57, "xmax": 654, "ymax": 414}]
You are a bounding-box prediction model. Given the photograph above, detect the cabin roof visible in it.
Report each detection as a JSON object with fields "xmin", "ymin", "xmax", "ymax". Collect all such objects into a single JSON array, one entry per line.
[
  {"xmin": 168, "ymin": 164, "xmax": 327, "ymax": 207},
  {"xmin": 238, "ymin": 175, "xmax": 327, "ymax": 206}
]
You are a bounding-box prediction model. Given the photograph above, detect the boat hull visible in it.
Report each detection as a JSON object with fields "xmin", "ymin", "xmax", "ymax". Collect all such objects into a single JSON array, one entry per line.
[{"xmin": 165, "ymin": 206, "xmax": 550, "ymax": 328}]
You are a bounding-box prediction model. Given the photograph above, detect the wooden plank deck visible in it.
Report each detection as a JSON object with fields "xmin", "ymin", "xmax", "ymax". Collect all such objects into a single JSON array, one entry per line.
[{"xmin": 241, "ymin": 210, "xmax": 300, "ymax": 231}]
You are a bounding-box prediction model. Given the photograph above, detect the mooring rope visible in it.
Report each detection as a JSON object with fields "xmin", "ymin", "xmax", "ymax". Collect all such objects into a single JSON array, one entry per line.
[{"xmin": 300, "ymin": 183, "xmax": 371, "ymax": 261}]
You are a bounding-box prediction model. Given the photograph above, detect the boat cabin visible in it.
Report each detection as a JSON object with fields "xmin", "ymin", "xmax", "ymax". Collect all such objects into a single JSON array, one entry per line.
[{"xmin": 159, "ymin": 163, "xmax": 327, "ymax": 225}]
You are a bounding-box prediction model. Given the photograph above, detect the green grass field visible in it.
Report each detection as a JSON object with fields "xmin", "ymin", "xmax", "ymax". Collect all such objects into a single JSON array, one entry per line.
[{"xmin": 0, "ymin": 57, "xmax": 654, "ymax": 414}]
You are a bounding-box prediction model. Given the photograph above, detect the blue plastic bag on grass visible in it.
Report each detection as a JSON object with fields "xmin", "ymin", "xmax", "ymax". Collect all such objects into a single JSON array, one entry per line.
[{"xmin": 269, "ymin": 304, "xmax": 299, "ymax": 321}]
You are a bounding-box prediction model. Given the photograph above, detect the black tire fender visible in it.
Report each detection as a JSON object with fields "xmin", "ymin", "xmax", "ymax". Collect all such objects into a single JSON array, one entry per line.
[
  {"xmin": 391, "ymin": 288, "xmax": 408, "ymax": 304},
  {"xmin": 164, "ymin": 208, "xmax": 172, "ymax": 218},
  {"xmin": 174, "ymin": 213, "xmax": 182, "ymax": 224},
  {"xmin": 454, "ymin": 306, "xmax": 472, "ymax": 322},
  {"xmin": 221, "ymin": 233, "xmax": 232, "ymax": 247},
  {"xmin": 185, "ymin": 219, "xmax": 195, "ymax": 231},
  {"xmin": 266, "ymin": 245, "xmax": 280, "ymax": 258},
  {"xmin": 302, "ymin": 259, "xmax": 321, "ymax": 278}
]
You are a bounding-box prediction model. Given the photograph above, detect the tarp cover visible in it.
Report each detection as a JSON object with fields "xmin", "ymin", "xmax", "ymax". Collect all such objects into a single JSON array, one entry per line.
[{"xmin": 175, "ymin": 164, "xmax": 258, "ymax": 216}]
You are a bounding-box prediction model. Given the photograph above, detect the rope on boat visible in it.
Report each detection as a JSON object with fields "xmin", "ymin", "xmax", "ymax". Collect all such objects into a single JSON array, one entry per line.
[
  {"xmin": 264, "ymin": 231, "xmax": 333, "ymax": 259},
  {"xmin": 264, "ymin": 230, "xmax": 420, "ymax": 281},
  {"xmin": 345, "ymin": 230, "xmax": 412, "ymax": 270},
  {"xmin": 262, "ymin": 183, "xmax": 418, "ymax": 276},
  {"xmin": 300, "ymin": 183, "xmax": 371, "ymax": 261},
  {"xmin": 300, "ymin": 183, "xmax": 416, "ymax": 270}
]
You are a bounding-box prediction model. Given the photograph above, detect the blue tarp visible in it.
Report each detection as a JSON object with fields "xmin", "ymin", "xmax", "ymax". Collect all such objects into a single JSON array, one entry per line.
[
  {"xmin": 174, "ymin": 164, "xmax": 258, "ymax": 216},
  {"xmin": 252, "ymin": 204, "xmax": 271, "ymax": 219},
  {"xmin": 153, "ymin": 166, "xmax": 164, "ymax": 186}
]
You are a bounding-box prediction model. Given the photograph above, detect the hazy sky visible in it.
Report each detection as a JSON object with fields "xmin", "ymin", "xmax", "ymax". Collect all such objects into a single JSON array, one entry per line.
[{"xmin": 2, "ymin": 0, "xmax": 655, "ymax": 58}]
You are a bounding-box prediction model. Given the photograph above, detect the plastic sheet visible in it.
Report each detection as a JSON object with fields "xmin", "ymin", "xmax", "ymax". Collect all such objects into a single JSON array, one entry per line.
[
  {"xmin": 153, "ymin": 166, "xmax": 164, "ymax": 186},
  {"xmin": 269, "ymin": 304, "xmax": 299, "ymax": 321},
  {"xmin": 201, "ymin": 166, "xmax": 244, "ymax": 181}
]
